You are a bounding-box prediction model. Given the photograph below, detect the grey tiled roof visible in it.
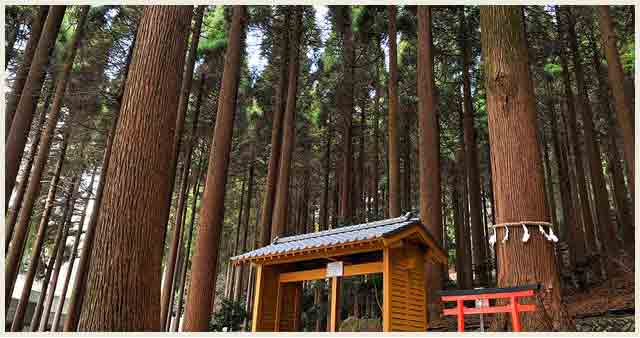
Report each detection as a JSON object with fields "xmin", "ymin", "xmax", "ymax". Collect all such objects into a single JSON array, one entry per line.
[{"xmin": 231, "ymin": 212, "xmax": 419, "ymax": 262}]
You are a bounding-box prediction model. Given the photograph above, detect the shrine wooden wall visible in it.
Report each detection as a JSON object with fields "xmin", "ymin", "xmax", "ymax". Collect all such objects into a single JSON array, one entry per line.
[{"xmin": 383, "ymin": 243, "xmax": 428, "ymax": 331}]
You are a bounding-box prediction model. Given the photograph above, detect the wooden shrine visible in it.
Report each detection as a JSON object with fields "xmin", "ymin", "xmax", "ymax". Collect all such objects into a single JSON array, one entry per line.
[{"xmin": 230, "ymin": 212, "xmax": 447, "ymax": 332}]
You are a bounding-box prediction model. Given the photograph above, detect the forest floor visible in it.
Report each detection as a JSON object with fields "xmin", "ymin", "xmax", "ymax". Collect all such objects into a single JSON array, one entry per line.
[{"xmin": 428, "ymin": 272, "xmax": 635, "ymax": 332}]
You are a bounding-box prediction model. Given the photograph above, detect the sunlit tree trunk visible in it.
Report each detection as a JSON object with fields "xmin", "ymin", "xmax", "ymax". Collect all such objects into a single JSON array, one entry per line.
[
  {"xmin": 10, "ymin": 134, "xmax": 68, "ymax": 330},
  {"xmin": 5, "ymin": 6, "xmax": 49, "ymax": 137},
  {"xmin": 259, "ymin": 8, "xmax": 290, "ymax": 246},
  {"xmin": 77, "ymin": 6, "xmax": 192, "ymax": 330},
  {"xmin": 160, "ymin": 6, "xmax": 205, "ymax": 329},
  {"xmin": 272, "ymin": 7, "xmax": 303, "ymax": 236},
  {"xmin": 182, "ymin": 6, "xmax": 246, "ymax": 331},
  {"xmin": 62, "ymin": 27, "xmax": 137, "ymax": 332},
  {"xmin": 5, "ymin": 6, "xmax": 65, "ymax": 202},
  {"xmin": 172, "ymin": 154, "xmax": 204, "ymax": 332},
  {"xmin": 5, "ymin": 78, "xmax": 53, "ymax": 248},
  {"xmin": 387, "ymin": 5, "xmax": 401, "ymax": 218},
  {"xmin": 5, "ymin": 6, "xmax": 88, "ymax": 303},
  {"xmin": 50, "ymin": 167, "xmax": 97, "ymax": 332},
  {"xmin": 39, "ymin": 176, "xmax": 81, "ymax": 331}
]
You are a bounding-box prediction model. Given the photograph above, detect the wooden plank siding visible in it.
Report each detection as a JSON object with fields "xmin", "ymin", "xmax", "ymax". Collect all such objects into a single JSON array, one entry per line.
[
  {"xmin": 384, "ymin": 243, "xmax": 428, "ymax": 331},
  {"xmin": 251, "ymin": 265, "xmax": 279, "ymax": 332}
]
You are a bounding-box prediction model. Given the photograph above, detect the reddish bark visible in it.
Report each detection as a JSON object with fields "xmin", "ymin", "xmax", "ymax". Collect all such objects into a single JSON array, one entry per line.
[
  {"xmin": 5, "ymin": 6, "xmax": 88, "ymax": 303},
  {"xmin": 259, "ymin": 8, "xmax": 290, "ymax": 246},
  {"xmin": 417, "ymin": 6, "xmax": 443, "ymax": 318},
  {"xmin": 597, "ymin": 6, "xmax": 634, "ymax": 195},
  {"xmin": 10, "ymin": 134, "xmax": 68, "ymax": 331},
  {"xmin": 480, "ymin": 6, "xmax": 570, "ymax": 330},
  {"xmin": 63, "ymin": 27, "xmax": 137, "ymax": 332},
  {"xmin": 387, "ymin": 5, "xmax": 401, "ymax": 218},
  {"xmin": 5, "ymin": 6, "xmax": 65, "ymax": 203},
  {"xmin": 77, "ymin": 6, "xmax": 192, "ymax": 330},
  {"xmin": 182, "ymin": 6, "xmax": 246, "ymax": 331},
  {"xmin": 159, "ymin": 8, "xmax": 205, "ymax": 328},
  {"xmin": 272, "ymin": 8, "xmax": 303, "ymax": 236},
  {"xmin": 5, "ymin": 6, "xmax": 49, "ymax": 137}
]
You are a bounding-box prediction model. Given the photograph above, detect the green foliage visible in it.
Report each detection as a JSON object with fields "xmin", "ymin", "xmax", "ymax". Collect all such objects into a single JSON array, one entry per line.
[
  {"xmin": 339, "ymin": 317, "xmax": 382, "ymax": 332},
  {"xmin": 621, "ymin": 42, "xmax": 635, "ymax": 73},
  {"xmin": 209, "ymin": 297, "xmax": 248, "ymax": 332},
  {"xmin": 544, "ymin": 62, "xmax": 562, "ymax": 76},
  {"xmin": 198, "ymin": 5, "xmax": 228, "ymax": 55}
]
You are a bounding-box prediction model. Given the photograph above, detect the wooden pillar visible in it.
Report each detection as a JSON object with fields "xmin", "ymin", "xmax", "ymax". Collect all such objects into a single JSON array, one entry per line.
[
  {"xmin": 274, "ymin": 283, "xmax": 283, "ymax": 331},
  {"xmin": 383, "ymin": 247, "xmax": 391, "ymax": 332},
  {"xmin": 293, "ymin": 284, "xmax": 301, "ymax": 331},
  {"xmin": 329, "ymin": 276, "xmax": 341, "ymax": 332},
  {"xmin": 250, "ymin": 264, "xmax": 263, "ymax": 332},
  {"xmin": 251, "ymin": 264, "xmax": 278, "ymax": 332}
]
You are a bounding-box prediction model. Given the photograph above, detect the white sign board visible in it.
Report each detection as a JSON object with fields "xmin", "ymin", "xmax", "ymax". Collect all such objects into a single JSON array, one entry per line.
[
  {"xmin": 326, "ymin": 261, "xmax": 343, "ymax": 278},
  {"xmin": 475, "ymin": 299, "xmax": 489, "ymax": 307}
]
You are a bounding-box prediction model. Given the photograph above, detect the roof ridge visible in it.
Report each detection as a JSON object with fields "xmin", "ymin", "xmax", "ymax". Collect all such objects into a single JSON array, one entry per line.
[{"xmin": 273, "ymin": 212, "xmax": 415, "ymax": 244}]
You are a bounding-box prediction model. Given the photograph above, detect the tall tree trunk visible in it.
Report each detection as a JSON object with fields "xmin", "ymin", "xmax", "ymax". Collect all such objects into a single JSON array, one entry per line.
[
  {"xmin": 597, "ymin": 6, "xmax": 634, "ymax": 194},
  {"xmin": 39, "ymin": 176, "xmax": 81, "ymax": 331},
  {"xmin": 29, "ymin": 256, "xmax": 54, "ymax": 331},
  {"xmin": 227, "ymin": 174, "xmax": 247, "ymax": 300},
  {"xmin": 5, "ymin": 6, "xmax": 49, "ymax": 137},
  {"xmin": 77, "ymin": 6, "xmax": 192, "ymax": 331},
  {"xmin": 62, "ymin": 27, "xmax": 137, "ymax": 332},
  {"xmin": 160, "ymin": 23, "xmax": 206, "ymax": 324},
  {"xmin": 387, "ymin": 5, "xmax": 401, "ymax": 218},
  {"xmin": 402, "ymin": 111, "xmax": 413, "ymax": 211},
  {"xmin": 480, "ymin": 6, "xmax": 571, "ymax": 331},
  {"xmin": 373, "ymin": 62, "xmax": 382, "ymax": 219},
  {"xmin": 565, "ymin": 7, "xmax": 619, "ymax": 262},
  {"xmin": 454, "ymin": 149, "xmax": 473, "ymax": 289},
  {"xmin": 259, "ymin": 9, "xmax": 290, "ymax": 246},
  {"xmin": 417, "ymin": 6, "xmax": 443, "ymax": 319},
  {"xmin": 555, "ymin": 9, "xmax": 599, "ymax": 259},
  {"xmin": 164, "ymin": 71, "xmax": 206, "ymax": 330},
  {"xmin": 159, "ymin": 11, "xmax": 206, "ymax": 327},
  {"xmin": 5, "ymin": 77, "xmax": 54, "ymax": 246},
  {"xmin": 589, "ymin": 32, "xmax": 634, "ymax": 252},
  {"xmin": 182, "ymin": 6, "xmax": 246, "ymax": 331},
  {"xmin": 234, "ymin": 161, "xmax": 255, "ymax": 302},
  {"xmin": 166, "ymin": 173, "xmax": 192, "ymax": 328},
  {"xmin": 541, "ymin": 130, "xmax": 558, "ymax": 229},
  {"xmin": 5, "ymin": 6, "xmax": 65, "ymax": 201},
  {"xmin": 9, "ymin": 134, "xmax": 68, "ymax": 330},
  {"xmin": 546, "ymin": 78, "xmax": 586, "ymax": 274},
  {"xmin": 337, "ymin": 6, "xmax": 355, "ymax": 224},
  {"xmin": 459, "ymin": 7, "xmax": 487, "ymax": 285},
  {"xmin": 5, "ymin": 6, "xmax": 88, "ymax": 302},
  {"xmin": 50, "ymin": 166, "xmax": 97, "ymax": 332},
  {"xmin": 272, "ymin": 8, "xmax": 303, "ymax": 236},
  {"xmin": 355, "ymin": 97, "xmax": 367, "ymax": 223},
  {"xmin": 172, "ymin": 155, "xmax": 204, "ymax": 332},
  {"xmin": 319, "ymin": 107, "xmax": 332, "ymax": 230}
]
